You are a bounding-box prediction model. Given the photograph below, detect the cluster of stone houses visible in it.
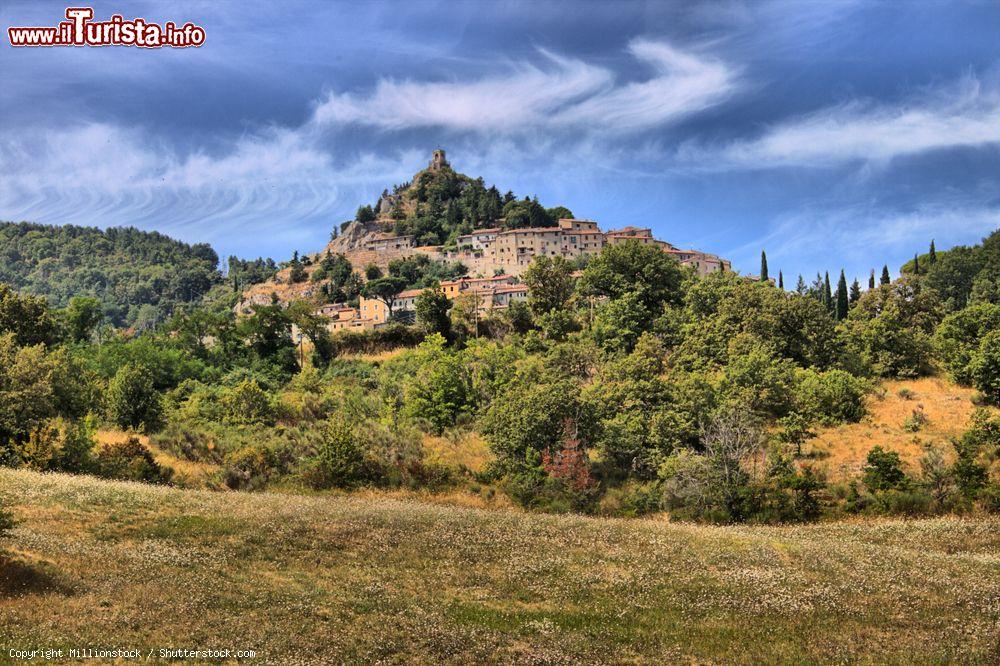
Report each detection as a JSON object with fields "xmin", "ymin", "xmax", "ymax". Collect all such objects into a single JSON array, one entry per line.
[
  {"xmin": 298, "ymin": 274, "xmax": 530, "ymax": 335},
  {"xmin": 448, "ymin": 218, "xmax": 730, "ymax": 277}
]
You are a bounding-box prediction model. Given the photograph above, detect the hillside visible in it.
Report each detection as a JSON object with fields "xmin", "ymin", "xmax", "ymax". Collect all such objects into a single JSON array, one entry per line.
[
  {"xmin": 807, "ymin": 376, "xmax": 992, "ymax": 482},
  {"xmin": 0, "ymin": 222, "xmax": 222, "ymax": 328},
  {"xmin": 1, "ymin": 468, "xmax": 997, "ymax": 663}
]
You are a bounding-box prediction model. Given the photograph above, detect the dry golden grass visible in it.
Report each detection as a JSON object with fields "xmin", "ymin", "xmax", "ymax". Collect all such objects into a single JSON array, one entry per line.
[
  {"xmin": 423, "ymin": 430, "xmax": 493, "ymax": 473},
  {"xmin": 1, "ymin": 468, "xmax": 997, "ymax": 663},
  {"xmin": 806, "ymin": 377, "xmax": 995, "ymax": 482}
]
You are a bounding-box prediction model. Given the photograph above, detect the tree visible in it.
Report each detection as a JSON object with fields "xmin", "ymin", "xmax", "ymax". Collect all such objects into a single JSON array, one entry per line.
[
  {"xmin": 700, "ymin": 407, "xmax": 765, "ymax": 522},
  {"xmin": 823, "ymin": 271, "xmax": 833, "ymax": 312},
  {"xmin": 355, "ymin": 204, "xmax": 376, "ymax": 223},
  {"xmin": 403, "ymin": 349, "xmax": 472, "ymax": 434},
  {"xmin": 288, "ymin": 251, "xmax": 307, "ymax": 283},
  {"xmin": 577, "ymin": 241, "xmax": 684, "ymax": 312},
  {"xmin": 913, "ymin": 253, "xmax": 920, "ymax": 275},
  {"xmin": 364, "ymin": 264, "xmax": 383, "ymax": 280},
  {"xmin": 844, "ymin": 276, "xmax": 943, "ymax": 377},
  {"xmin": 0, "ymin": 334, "xmax": 55, "ymax": 456},
  {"xmin": 62, "ymin": 296, "xmax": 104, "ymax": 343},
  {"xmin": 869, "ymin": 269, "xmax": 876, "ymax": 290},
  {"xmin": 482, "ymin": 378, "xmax": 595, "ymax": 470},
  {"xmin": 0, "ymin": 284, "xmax": 56, "ymax": 347},
  {"xmin": 929, "ymin": 239, "xmax": 937, "ymax": 264},
  {"xmin": 835, "ymin": 270, "xmax": 849, "ymax": 320},
  {"xmin": 849, "ymin": 278, "xmax": 861, "ymax": 305},
  {"xmin": 760, "ymin": 251, "xmax": 769, "ymax": 282},
  {"xmin": 105, "ymin": 363, "xmax": 163, "ymax": 432},
  {"xmin": 776, "ymin": 412, "xmax": 815, "ymax": 457},
  {"xmin": 362, "ymin": 277, "xmax": 407, "ymax": 320},
  {"xmin": 796, "ymin": 275, "xmax": 807, "ymax": 295},
  {"xmin": 415, "ymin": 288, "xmax": 452, "ymax": 340},
  {"xmin": 592, "ymin": 291, "xmax": 651, "ymax": 353},
  {"xmin": 969, "ymin": 330, "xmax": 1000, "ymax": 404},
  {"xmin": 881, "ymin": 265, "xmax": 891, "ymax": 285},
  {"xmin": 523, "ymin": 255, "xmax": 574, "ymax": 316},
  {"xmin": 778, "ymin": 271, "xmax": 784, "ymax": 290}
]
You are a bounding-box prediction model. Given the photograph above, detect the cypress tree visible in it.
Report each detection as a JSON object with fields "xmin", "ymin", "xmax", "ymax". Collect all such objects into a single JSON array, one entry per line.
[
  {"xmin": 760, "ymin": 250, "xmax": 769, "ymax": 282},
  {"xmin": 929, "ymin": 239, "xmax": 936, "ymax": 264},
  {"xmin": 880, "ymin": 265, "xmax": 891, "ymax": 285},
  {"xmin": 836, "ymin": 270, "xmax": 849, "ymax": 320},
  {"xmin": 913, "ymin": 253, "xmax": 920, "ymax": 275},
  {"xmin": 778, "ymin": 271, "xmax": 784, "ymax": 290},
  {"xmin": 824, "ymin": 271, "xmax": 833, "ymax": 312},
  {"xmin": 796, "ymin": 275, "xmax": 807, "ymax": 295},
  {"xmin": 869, "ymin": 269, "xmax": 876, "ymax": 290},
  {"xmin": 850, "ymin": 278, "xmax": 861, "ymax": 304}
]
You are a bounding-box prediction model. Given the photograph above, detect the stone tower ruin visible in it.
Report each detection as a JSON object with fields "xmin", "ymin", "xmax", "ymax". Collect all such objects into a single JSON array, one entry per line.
[{"xmin": 430, "ymin": 149, "xmax": 448, "ymax": 171}]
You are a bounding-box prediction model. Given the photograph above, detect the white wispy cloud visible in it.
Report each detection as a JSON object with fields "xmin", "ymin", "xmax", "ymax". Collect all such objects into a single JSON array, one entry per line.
[
  {"xmin": 0, "ymin": 122, "xmax": 420, "ymax": 247},
  {"xmin": 689, "ymin": 75, "xmax": 1000, "ymax": 169},
  {"xmin": 311, "ymin": 39, "xmax": 738, "ymax": 134}
]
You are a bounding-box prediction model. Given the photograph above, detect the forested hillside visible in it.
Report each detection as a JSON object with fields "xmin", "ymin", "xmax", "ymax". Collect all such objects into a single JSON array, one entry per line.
[
  {"xmin": 0, "ymin": 229, "xmax": 997, "ymax": 523},
  {"xmin": 0, "ymin": 222, "xmax": 222, "ymax": 328}
]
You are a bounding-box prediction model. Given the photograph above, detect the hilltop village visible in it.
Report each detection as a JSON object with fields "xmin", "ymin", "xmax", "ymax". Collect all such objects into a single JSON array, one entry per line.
[{"xmin": 237, "ymin": 150, "xmax": 731, "ymax": 331}]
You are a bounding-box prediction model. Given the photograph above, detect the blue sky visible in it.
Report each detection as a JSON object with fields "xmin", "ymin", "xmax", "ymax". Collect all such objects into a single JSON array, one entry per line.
[{"xmin": 1, "ymin": 0, "xmax": 998, "ymax": 284}]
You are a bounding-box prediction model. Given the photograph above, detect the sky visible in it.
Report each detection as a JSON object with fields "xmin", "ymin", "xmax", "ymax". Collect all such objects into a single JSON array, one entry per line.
[{"xmin": 1, "ymin": 0, "xmax": 999, "ymax": 284}]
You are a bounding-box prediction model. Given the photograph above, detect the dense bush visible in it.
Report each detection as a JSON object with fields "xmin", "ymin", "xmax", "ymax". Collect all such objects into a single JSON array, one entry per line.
[
  {"xmin": 796, "ymin": 369, "xmax": 869, "ymax": 424},
  {"xmin": 94, "ymin": 437, "xmax": 173, "ymax": 484}
]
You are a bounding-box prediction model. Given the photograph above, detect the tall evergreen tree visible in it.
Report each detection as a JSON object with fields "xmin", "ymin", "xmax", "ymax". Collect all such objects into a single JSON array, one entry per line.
[
  {"xmin": 760, "ymin": 250, "xmax": 769, "ymax": 282},
  {"xmin": 913, "ymin": 253, "xmax": 920, "ymax": 275},
  {"xmin": 823, "ymin": 271, "xmax": 833, "ymax": 312},
  {"xmin": 849, "ymin": 278, "xmax": 861, "ymax": 304},
  {"xmin": 796, "ymin": 274, "xmax": 807, "ymax": 295},
  {"xmin": 836, "ymin": 270, "xmax": 849, "ymax": 320},
  {"xmin": 869, "ymin": 269, "xmax": 876, "ymax": 290},
  {"xmin": 929, "ymin": 239, "xmax": 937, "ymax": 264},
  {"xmin": 778, "ymin": 271, "xmax": 784, "ymax": 290},
  {"xmin": 880, "ymin": 265, "xmax": 891, "ymax": 285}
]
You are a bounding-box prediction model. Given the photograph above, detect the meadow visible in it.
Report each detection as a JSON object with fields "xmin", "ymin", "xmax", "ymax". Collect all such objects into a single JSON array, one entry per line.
[{"xmin": 1, "ymin": 467, "xmax": 997, "ymax": 664}]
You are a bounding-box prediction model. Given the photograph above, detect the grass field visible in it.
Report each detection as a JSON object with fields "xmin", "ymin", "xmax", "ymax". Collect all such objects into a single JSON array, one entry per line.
[{"xmin": 1, "ymin": 469, "xmax": 997, "ymax": 664}]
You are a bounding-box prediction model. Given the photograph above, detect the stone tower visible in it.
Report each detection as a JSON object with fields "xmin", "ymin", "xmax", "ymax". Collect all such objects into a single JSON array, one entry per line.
[{"xmin": 430, "ymin": 149, "xmax": 448, "ymax": 171}]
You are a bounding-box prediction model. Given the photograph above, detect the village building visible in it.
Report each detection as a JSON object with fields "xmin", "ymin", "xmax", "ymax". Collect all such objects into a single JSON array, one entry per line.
[{"xmin": 363, "ymin": 233, "xmax": 416, "ymax": 252}]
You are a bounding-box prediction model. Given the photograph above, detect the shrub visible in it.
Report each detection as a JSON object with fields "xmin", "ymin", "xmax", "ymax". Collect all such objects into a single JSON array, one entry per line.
[
  {"xmin": 902, "ymin": 407, "xmax": 929, "ymax": 432},
  {"xmin": 94, "ymin": 436, "xmax": 173, "ymax": 484},
  {"xmin": 897, "ymin": 388, "xmax": 916, "ymax": 400},
  {"xmin": 304, "ymin": 420, "xmax": 366, "ymax": 489},
  {"xmin": 223, "ymin": 444, "xmax": 282, "ymax": 491},
  {"xmin": 796, "ymin": 369, "xmax": 869, "ymax": 424},
  {"xmin": 220, "ymin": 379, "xmax": 275, "ymax": 425},
  {"xmin": 862, "ymin": 446, "xmax": 908, "ymax": 492},
  {"xmin": 505, "ymin": 448, "xmax": 597, "ymax": 513}
]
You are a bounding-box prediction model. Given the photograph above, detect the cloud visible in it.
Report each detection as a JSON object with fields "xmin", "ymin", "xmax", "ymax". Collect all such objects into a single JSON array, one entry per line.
[
  {"xmin": 311, "ymin": 39, "xmax": 738, "ymax": 134},
  {"xmin": 0, "ymin": 122, "xmax": 420, "ymax": 247},
  {"xmin": 691, "ymin": 75, "xmax": 1000, "ymax": 169}
]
